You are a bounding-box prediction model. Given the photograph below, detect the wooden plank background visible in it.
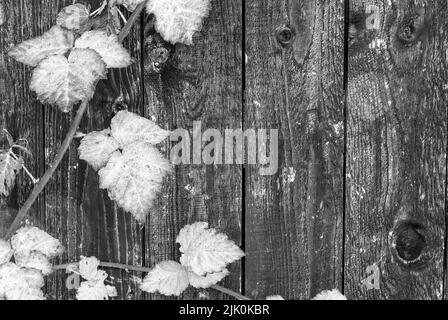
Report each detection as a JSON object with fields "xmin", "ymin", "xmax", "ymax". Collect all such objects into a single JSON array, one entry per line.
[{"xmin": 0, "ymin": 0, "xmax": 447, "ymax": 300}]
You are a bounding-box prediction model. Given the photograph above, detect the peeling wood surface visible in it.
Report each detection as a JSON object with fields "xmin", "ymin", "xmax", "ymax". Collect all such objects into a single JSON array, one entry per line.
[{"xmin": 1, "ymin": 0, "xmax": 448, "ymax": 300}]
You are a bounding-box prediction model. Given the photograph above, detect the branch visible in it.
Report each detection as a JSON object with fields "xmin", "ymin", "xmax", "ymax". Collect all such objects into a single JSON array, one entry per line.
[
  {"xmin": 53, "ymin": 262, "xmax": 252, "ymax": 301},
  {"xmin": 3, "ymin": 4, "xmax": 147, "ymax": 240}
]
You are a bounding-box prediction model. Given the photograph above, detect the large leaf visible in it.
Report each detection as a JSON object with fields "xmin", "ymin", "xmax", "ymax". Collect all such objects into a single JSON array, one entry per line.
[
  {"xmin": 75, "ymin": 30, "xmax": 132, "ymax": 68},
  {"xmin": 140, "ymin": 261, "xmax": 189, "ymax": 296},
  {"xmin": 177, "ymin": 222, "xmax": 245, "ymax": 276},
  {"xmin": 78, "ymin": 130, "xmax": 120, "ymax": 171},
  {"xmin": 0, "ymin": 151, "xmax": 23, "ymax": 197},
  {"xmin": 8, "ymin": 26, "xmax": 74, "ymax": 67},
  {"xmin": 146, "ymin": 0, "xmax": 211, "ymax": 45},
  {"xmin": 56, "ymin": 4, "xmax": 90, "ymax": 30},
  {"xmin": 0, "ymin": 263, "xmax": 45, "ymax": 300},
  {"xmin": 99, "ymin": 141, "xmax": 172, "ymax": 222},
  {"xmin": 111, "ymin": 110, "xmax": 170, "ymax": 146},
  {"xmin": 30, "ymin": 48, "xmax": 107, "ymax": 112},
  {"xmin": 11, "ymin": 226, "xmax": 64, "ymax": 259}
]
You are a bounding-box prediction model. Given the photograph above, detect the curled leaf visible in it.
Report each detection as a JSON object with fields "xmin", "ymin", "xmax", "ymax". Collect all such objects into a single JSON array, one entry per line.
[
  {"xmin": 57, "ymin": 4, "xmax": 90, "ymax": 30},
  {"xmin": 140, "ymin": 261, "xmax": 189, "ymax": 296},
  {"xmin": 11, "ymin": 225, "xmax": 64, "ymax": 259},
  {"xmin": 79, "ymin": 130, "xmax": 120, "ymax": 171},
  {"xmin": 8, "ymin": 26, "xmax": 74, "ymax": 67},
  {"xmin": 111, "ymin": 111, "xmax": 170, "ymax": 146},
  {"xmin": 75, "ymin": 30, "xmax": 132, "ymax": 68},
  {"xmin": 312, "ymin": 289, "xmax": 347, "ymax": 300},
  {"xmin": 99, "ymin": 142, "xmax": 172, "ymax": 222},
  {"xmin": 187, "ymin": 269, "xmax": 229, "ymax": 289},
  {"xmin": 177, "ymin": 222, "xmax": 245, "ymax": 276},
  {"xmin": 0, "ymin": 240, "xmax": 13, "ymax": 264},
  {"xmin": 0, "ymin": 150, "xmax": 23, "ymax": 197},
  {"xmin": 30, "ymin": 48, "xmax": 107, "ymax": 112},
  {"xmin": 146, "ymin": 0, "xmax": 211, "ymax": 45}
]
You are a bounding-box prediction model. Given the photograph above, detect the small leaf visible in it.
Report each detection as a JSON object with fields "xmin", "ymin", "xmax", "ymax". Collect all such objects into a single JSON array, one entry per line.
[
  {"xmin": 312, "ymin": 289, "xmax": 347, "ymax": 300},
  {"xmin": 14, "ymin": 251, "xmax": 53, "ymax": 276},
  {"xmin": 99, "ymin": 142, "xmax": 172, "ymax": 222},
  {"xmin": 110, "ymin": 111, "xmax": 170, "ymax": 146},
  {"xmin": 0, "ymin": 240, "xmax": 13, "ymax": 265},
  {"xmin": 78, "ymin": 256, "xmax": 102, "ymax": 281},
  {"xmin": 8, "ymin": 26, "xmax": 74, "ymax": 67},
  {"xmin": 146, "ymin": 0, "xmax": 211, "ymax": 45},
  {"xmin": 76, "ymin": 281, "xmax": 117, "ymax": 300},
  {"xmin": 188, "ymin": 269, "xmax": 229, "ymax": 289},
  {"xmin": 266, "ymin": 295, "xmax": 284, "ymax": 300},
  {"xmin": 140, "ymin": 261, "xmax": 189, "ymax": 296},
  {"xmin": 11, "ymin": 226, "xmax": 65, "ymax": 259},
  {"xmin": 57, "ymin": 4, "xmax": 90, "ymax": 30},
  {"xmin": 75, "ymin": 30, "xmax": 132, "ymax": 68},
  {"xmin": 0, "ymin": 150, "xmax": 23, "ymax": 197},
  {"xmin": 30, "ymin": 48, "xmax": 107, "ymax": 112},
  {"xmin": 79, "ymin": 130, "xmax": 120, "ymax": 171},
  {"xmin": 177, "ymin": 222, "xmax": 245, "ymax": 276},
  {"xmin": 111, "ymin": 0, "xmax": 146, "ymax": 12}
]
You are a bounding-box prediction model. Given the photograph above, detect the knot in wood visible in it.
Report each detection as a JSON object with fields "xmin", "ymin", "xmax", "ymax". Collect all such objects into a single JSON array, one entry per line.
[
  {"xmin": 395, "ymin": 221, "xmax": 426, "ymax": 261},
  {"xmin": 275, "ymin": 26, "xmax": 295, "ymax": 47},
  {"xmin": 396, "ymin": 13, "xmax": 426, "ymax": 46}
]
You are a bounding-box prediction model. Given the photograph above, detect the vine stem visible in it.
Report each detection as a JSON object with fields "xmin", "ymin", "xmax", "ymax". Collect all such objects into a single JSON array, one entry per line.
[
  {"xmin": 3, "ymin": 1, "xmax": 147, "ymax": 240},
  {"xmin": 53, "ymin": 262, "xmax": 252, "ymax": 301}
]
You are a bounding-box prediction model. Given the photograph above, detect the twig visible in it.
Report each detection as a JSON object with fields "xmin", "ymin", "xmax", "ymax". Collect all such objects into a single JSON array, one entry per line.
[
  {"xmin": 3, "ymin": 10, "xmax": 144, "ymax": 240},
  {"xmin": 118, "ymin": 0, "xmax": 148, "ymax": 43},
  {"xmin": 53, "ymin": 262, "xmax": 252, "ymax": 301}
]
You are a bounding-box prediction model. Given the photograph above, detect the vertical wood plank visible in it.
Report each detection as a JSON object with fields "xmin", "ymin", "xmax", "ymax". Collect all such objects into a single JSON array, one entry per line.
[
  {"xmin": 245, "ymin": 0, "xmax": 345, "ymax": 299},
  {"xmin": 346, "ymin": 0, "xmax": 447, "ymax": 299},
  {"xmin": 142, "ymin": 0, "xmax": 243, "ymax": 299}
]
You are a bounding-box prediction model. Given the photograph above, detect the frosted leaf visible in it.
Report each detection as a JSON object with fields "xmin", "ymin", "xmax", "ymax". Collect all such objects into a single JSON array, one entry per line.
[
  {"xmin": 312, "ymin": 289, "xmax": 347, "ymax": 300},
  {"xmin": 177, "ymin": 222, "xmax": 245, "ymax": 276},
  {"xmin": 14, "ymin": 251, "xmax": 53, "ymax": 275},
  {"xmin": 30, "ymin": 48, "xmax": 107, "ymax": 112},
  {"xmin": 78, "ymin": 256, "xmax": 101, "ymax": 281},
  {"xmin": 110, "ymin": 111, "xmax": 170, "ymax": 146},
  {"xmin": 0, "ymin": 240, "xmax": 13, "ymax": 264},
  {"xmin": 146, "ymin": 0, "xmax": 211, "ymax": 45},
  {"xmin": 76, "ymin": 281, "xmax": 117, "ymax": 300},
  {"xmin": 57, "ymin": 4, "xmax": 90, "ymax": 30},
  {"xmin": 140, "ymin": 261, "xmax": 189, "ymax": 296},
  {"xmin": 79, "ymin": 130, "xmax": 120, "ymax": 171},
  {"xmin": 111, "ymin": 0, "xmax": 146, "ymax": 12},
  {"xmin": 188, "ymin": 269, "xmax": 229, "ymax": 289},
  {"xmin": 75, "ymin": 30, "xmax": 132, "ymax": 68},
  {"xmin": 0, "ymin": 263, "xmax": 45, "ymax": 300},
  {"xmin": 11, "ymin": 226, "xmax": 64, "ymax": 259},
  {"xmin": 266, "ymin": 295, "xmax": 284, "ymax": 300},
  {"xmin": 0, "ymin": 151, "xmax": 23, "ymax": 197},
  {"xmin": 8, "ymin": 26, "xmax": 74, "ymax": 67},
  {"xmin": 99, "ymin": 142, "xmax": 172, "ymax": 222}
]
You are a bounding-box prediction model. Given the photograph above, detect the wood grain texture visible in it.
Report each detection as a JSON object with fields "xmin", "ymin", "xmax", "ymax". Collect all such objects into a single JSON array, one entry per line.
[
  {"xmin": 142, "ymin": 0, "xmax": 243, "ymax": 300},
  {"xmin": 245, "ymin": 0, "xmax": 345, "ymax": 299},
  {"xmin": 346, "ymin": 0, "xmax": 447, "ymax": 299}
]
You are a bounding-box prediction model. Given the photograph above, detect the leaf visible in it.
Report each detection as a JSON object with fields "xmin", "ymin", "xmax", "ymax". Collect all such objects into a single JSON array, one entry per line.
[
  {"xmin": 75, "ymin": 30, "xmax": 132, "ymax": 68},
  {"xmin": 187, "ymin": 269, "xmax": 229, "ymax": 289},
  {"xmin": 140, "ymin": 261, "xmax": 189, "ymax": 296},
  {"xmin": 0, "ymin": 263, "xmax": 45, "ymax": 300},
  {"xmin": 76, "ymin": 281, "xmax": 117, "ymax": 300},
  {"xmin": 266, "ymin": 295, "xmax": 284, "ymax": 300},
  {"xmin": 0, "ymin": 150, "xmax": 23, "ymax": 197},
  {"xmin": 11, "ymin": 226, "xmax": 65, "ymax": 259},
  {"xmin": 312, "ymin": 289, "xmax": 347, "ymax": 300},
  {"xmin": 30, "ymin": 48, "xmax": 107, "ymax": 112},
  {"xmin": 146, "ymin": 0, "xmax": 211, "ymax": 45},
  {"xmin": 111, "ymin": 0, "xmax": 146, "ymax": 12},
  {"xmin": 57, "ymin": 4, "xmax": 90, "ymax": 30},
  {"xmin": 79, "ymin": 130, "xmax": 120, "ymax": 171},
  {"xmin": 0, "ymin": 240, "xmax": 13, "ymax": 265},
  {"xmin": 99, "ymin": 142, "xmax": 172, "ymax": 222},
  {"xmin": 14, "ymin": 251, "xmax": 53, "ymax": 276},
  {"xmin": 8, "ymin": 26, "xmax": 74, "ymax": 67},
  {"xmin": 110, "ymin": 111, "xmax": 170, "ymax": 146},
  {"xmin": 177, "ymin": 222, "xmax": 245, "ymax": 276},
  {"xmin": 78, "ymin": 256, "xmax": 102, "ymax": 281}
]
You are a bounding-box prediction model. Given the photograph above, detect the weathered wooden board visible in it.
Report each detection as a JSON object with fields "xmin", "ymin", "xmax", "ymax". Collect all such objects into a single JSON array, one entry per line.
[
  {"xmin": 346, "ymin": 0, "xmax": 447, "ymax": 299},
  {"xmin": 244, "ymin": 0, "xmax": 345, "ymax": 299}
]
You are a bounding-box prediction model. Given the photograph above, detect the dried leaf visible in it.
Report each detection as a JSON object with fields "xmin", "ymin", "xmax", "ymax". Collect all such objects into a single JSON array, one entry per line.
[
  {"xmin": 99, "ymin": 142, "xmax": 172, "ymax": 222},
  {"xmin": 0, "ymin": 150, "xmax": 23, "ymax": 197},
  {"xmin": 79, "ymin": 130, "xmax": 120, "ymax": 171},
  {"xmin": 111, "ymin": 111, "xmax": 170, "ymax": 146},
  {"xmin": 75, "ymin": 30, "xmax": 132, "ymax": 68},
  {"xmin": 11, "ymin": 226, "xmax": 64, "ymax": 259},
  {"xmin": 112, "ymin": 0, "xmax": 146, "ymax": 12},
  {"xmin": 0, "ymin": 240, "xmax": 13, "ymax": 265},
  {"xmin": 177, "ymin": 222, "xmax": 245, "ymax": 276},
  {"xmin": 188, "ymin": 269, "xmax": 229, "ymax": 289},
  {"xmin": 146, "ymin": 0, "xmax": 211, "ymax": 45},
  {"xmin": 57, "ymin": 4, "xmax": 90, "ymax": 30},
  {"xmin": 312, "ymin": 289, "xmax": 347, "ymax": 300},
  {"xmin": 140, "ymin": 261, "xmax": 189, "ymax": 296},
  {"xmin": 30, "ymin": 48, "xmax": 107, "ymax": 112},
  {"xmin": 14, "ymin": 251, "xmax": 53, "ymax": 276},
  {"xmin": 8, "ymin": 26, "xmax": 74, "ymax": 67},
  {"xmin": 0, "ymin": 263, "xmax": 45, "ymax": 300}
]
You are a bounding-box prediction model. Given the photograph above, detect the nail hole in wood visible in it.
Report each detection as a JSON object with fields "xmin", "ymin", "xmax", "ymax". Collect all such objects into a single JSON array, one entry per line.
[{"xmin": 275, "ymin": 26, "xmax": 295, "ymax": 47}]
